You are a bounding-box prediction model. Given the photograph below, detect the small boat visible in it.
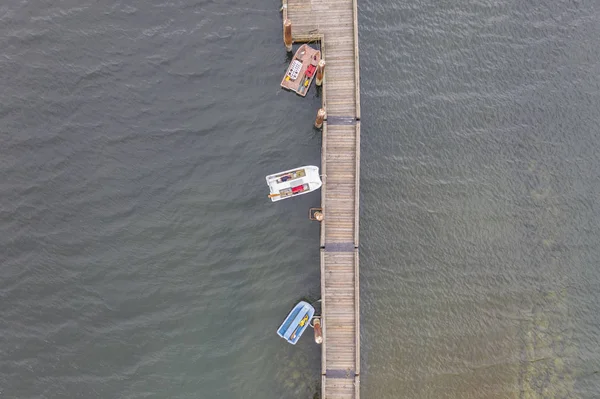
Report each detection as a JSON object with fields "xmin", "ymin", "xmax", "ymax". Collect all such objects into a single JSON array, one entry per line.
[
  {"xmin": 280, "ymin": 44, "xmax": 321, "ymax": 97},
  {"xmin": 266, "ymin": 165, "xmax": 322, "ymax": 202},
  {"xmin": 277, "ymin": 301, "xmax": 315, "ymax": 345}
]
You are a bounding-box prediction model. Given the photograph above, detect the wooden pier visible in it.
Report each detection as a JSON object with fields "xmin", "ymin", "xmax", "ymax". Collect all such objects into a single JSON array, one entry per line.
[{"xmin": 282, "ymin": 0, "xmax": 361, "ymax": 396}]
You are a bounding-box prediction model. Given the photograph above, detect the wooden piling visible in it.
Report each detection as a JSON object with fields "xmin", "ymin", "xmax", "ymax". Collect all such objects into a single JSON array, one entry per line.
[
  {"xmin": 316, "ymin": 59, "xmax": 326, "ymax": 86},
  {"xmin": 283, "ymin": 19, "xmax": 292, "ymax": 52},
  {"xmin": 313, "ymin": 318, "xmax": 323, "ymax": 344},
  {"xmin": 315, "ymin": 108, "xmax": 326, "ymax": 129}
]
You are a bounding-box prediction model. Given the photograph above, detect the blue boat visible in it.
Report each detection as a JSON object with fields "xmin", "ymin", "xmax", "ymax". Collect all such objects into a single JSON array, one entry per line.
[{"xmin": 277, "ymin": 301, "xmax": 315, "ymax": 345}]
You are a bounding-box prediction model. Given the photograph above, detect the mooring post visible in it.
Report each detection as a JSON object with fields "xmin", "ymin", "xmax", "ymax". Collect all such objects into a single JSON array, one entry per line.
[
  {"xmin": 314, "ymin": 211, "xmax": 324, "ymax": 221},
  {"xmin": 283, "ymin": 19, "xmax": 293, "ymax": 52},
  {"xmin": 313, "ymin": 318, "xmax": 323, "ymax": 344},
  {"xmin": 316, "ymin": 59, "xmax": 326, "ymax": 86},
  {"xmin": 315, "ymin": 108, "xmax": 326, "ymax": 128}
]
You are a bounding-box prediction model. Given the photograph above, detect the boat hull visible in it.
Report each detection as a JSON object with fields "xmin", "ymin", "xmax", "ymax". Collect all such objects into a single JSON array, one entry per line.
[
  {"xmin": 277, "ymin": 301, "xmax": 315, "ymax": 345},
  {"xmin": 266, "ymin": 165, "xmax": 322, "ymax": 202},
  {"xmin": 280, "ymin": 44, "xmax": 321, "ymax": 97}
]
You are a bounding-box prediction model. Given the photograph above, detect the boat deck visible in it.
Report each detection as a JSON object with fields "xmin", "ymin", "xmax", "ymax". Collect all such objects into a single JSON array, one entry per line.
[
  {"xmin": 280, "ymin": 44, "xmax": 321, "ymax": 96},
  {"xmin": 282, "ymin": 0, "xmax": 360, "ymax": 396}
]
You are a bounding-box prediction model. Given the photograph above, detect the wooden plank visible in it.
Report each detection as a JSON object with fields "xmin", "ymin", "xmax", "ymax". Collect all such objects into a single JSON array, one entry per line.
[
  {"xmin": 354, "ymin": 249, "xmax": 360, "ymax": 375},
  {"xmin": 321, "ymin": 249, "xmax": 327, "ymax": 374},
  {"xmin": 282, "ymin": 0, "xmax": 288, "ymax": 22},
  {"xmin": 354, "ymin": 121, "xmax": 360, "ymax": 247},
  {"xmin": 321, "ymin": 122, "xmax": 327, "ymax": 248},
  {"xmin": 321, "ymin": 34, "xmax": 327, "ymax": 110},
  {"xmin": 327, "ymin": 106, "xmax": 357, "ymax": 116},
  {"xmin": 327, "ymin": 101, "xmax": 356, "ymax": 109},
  {"xmin": 353, "ymin": 0, "xmax": 361, "ymax": 119}
]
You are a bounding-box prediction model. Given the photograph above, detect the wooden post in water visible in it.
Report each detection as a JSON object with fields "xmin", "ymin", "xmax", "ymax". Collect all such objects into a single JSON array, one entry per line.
[
  {"xmin": 314, "ymin": 211, "xmax": 324, "ymax": 221},
  {"xmin": 313, "ymin": 318, "xmax": 323, "ymax": 344},
  {"xmin": 315, "ymin": 108, "xmax": 326, "ymax": 129},
  {"xmin": 316, "ymin": 59, "xmax": 326, "ymax": 86},
  {"xmin": 283, "ymin": 19, "xmax": 293, "ymax": 52}
]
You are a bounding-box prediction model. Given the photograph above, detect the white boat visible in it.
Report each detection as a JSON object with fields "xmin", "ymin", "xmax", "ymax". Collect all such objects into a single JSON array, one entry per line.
[{"xmin": 266, "ymin": 165, "xmax": 322, "ymax": 202}]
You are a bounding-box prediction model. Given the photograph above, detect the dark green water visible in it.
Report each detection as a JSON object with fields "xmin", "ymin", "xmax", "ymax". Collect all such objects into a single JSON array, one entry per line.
[{"xmin": 1, "ymin": 0, "xmax": 599, "ymax": 398}]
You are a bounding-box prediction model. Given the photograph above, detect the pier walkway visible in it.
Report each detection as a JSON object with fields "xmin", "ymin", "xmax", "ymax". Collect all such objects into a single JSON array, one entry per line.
[{"xmin": 282, "ymin": 0, "xmax": 361, "ymax": 396}]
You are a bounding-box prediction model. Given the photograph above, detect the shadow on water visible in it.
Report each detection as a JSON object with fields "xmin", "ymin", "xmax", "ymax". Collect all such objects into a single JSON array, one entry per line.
[
  {"xmin": 517, "ymin": 289, "xmax": 577, "ymax": 399},
  {"xmin": 313, "ymin": 380, "xmax": 321, "ymax": 399},
  {"xmin": 271, "ymin": 295, "xmax": 322, "ymax": 398},
  {"xmin": 272, "ymin": 342, "xmax": 321, "ymax": 397},
  {"xmin": 516, "ymin": 161, "xmax": 578, "ymax": 399}
]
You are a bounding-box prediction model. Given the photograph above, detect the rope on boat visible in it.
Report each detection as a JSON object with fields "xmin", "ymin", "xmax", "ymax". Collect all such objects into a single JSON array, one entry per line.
[{"xmin": 309, "ymin": 299, "xmax": 322, "ymax": 328}]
